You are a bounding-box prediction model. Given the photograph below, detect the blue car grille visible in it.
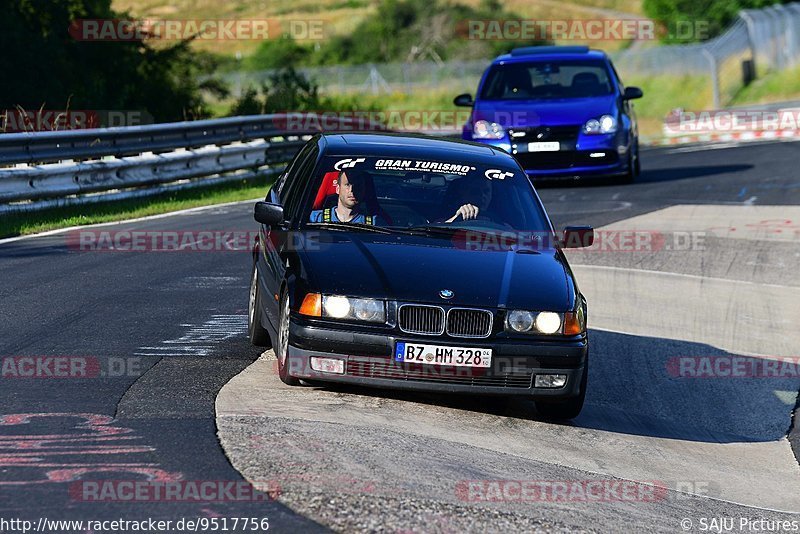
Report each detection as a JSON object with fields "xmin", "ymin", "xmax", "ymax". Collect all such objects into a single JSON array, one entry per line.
[
  {"xmin": 508, "ymin": 125, "xmax": 580, "ymax": 144},
  {"xmin": 515, "ymin": 150, "xmax": 619, "ymax": 170}
]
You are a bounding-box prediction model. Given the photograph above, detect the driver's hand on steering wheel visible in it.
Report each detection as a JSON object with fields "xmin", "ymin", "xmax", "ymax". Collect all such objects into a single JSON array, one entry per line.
[{"xmin": 445, "ymin": 203, "xmax": 480, "ymax": 223}]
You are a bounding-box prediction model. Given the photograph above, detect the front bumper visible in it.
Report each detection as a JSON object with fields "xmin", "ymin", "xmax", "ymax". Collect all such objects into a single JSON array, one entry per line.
[
  {"xmin": 469, "ymin": 133, "xmax": 632, "ymax": 179},
  {"xmin": 285, "ymin": 321, "xmax": 587, "ymax": 398}
]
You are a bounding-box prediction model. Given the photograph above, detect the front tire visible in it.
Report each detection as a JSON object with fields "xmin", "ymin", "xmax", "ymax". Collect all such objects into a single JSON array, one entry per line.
[
  {"xmin": 276, "ymin": 291, "xmax": 300, "ymax": 386},
  {"xmin": 621, "ymin": 141, "xmax": 640, "ymax": 184},
  {"xmin": 248, "ymin": 263, "xmax": 271, "ymax": 347},
  {"xmin": 534, "ymin": 365, "xmax": 588, "ymax": 420}
]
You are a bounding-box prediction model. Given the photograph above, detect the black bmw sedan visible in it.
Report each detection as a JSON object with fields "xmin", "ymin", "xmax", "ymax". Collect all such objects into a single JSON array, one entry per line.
[{"xmin": 249, "ymin": 133, "xmax": 594, "ymax": 419}]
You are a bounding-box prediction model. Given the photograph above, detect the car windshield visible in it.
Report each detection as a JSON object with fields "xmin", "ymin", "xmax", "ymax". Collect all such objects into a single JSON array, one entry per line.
[
  {"xmin": 479, "ymin": 60, "xmax": 613, "ymax": 100},
  {"xmin": 302, "ymin": 156, "xmax": 551, "ymax": 233}
]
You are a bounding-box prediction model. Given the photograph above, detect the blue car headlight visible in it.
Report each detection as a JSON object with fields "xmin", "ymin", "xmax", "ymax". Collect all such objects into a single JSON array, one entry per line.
[
  {"xmin": 473, "ymin": 120, "xmax": 505, "ymax": 140},
  {"xmin": 583, "ymin": 115, "xmax": 618, "ymax": 134}
]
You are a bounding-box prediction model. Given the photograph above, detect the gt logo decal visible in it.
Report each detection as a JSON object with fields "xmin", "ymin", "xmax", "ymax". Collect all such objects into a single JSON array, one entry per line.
[
  {"xmin": 485, "ymin": 169, "xmax": 514, "ymax": 180},
  {"xmin": 334, "ymin": 158, "xmax": 366, "ymax": 171}
]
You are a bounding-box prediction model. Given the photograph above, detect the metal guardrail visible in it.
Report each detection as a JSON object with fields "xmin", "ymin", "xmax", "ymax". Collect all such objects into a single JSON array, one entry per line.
[{"xmin": 0, "ymin": 114, "xmax": 375, "ymax": 214}]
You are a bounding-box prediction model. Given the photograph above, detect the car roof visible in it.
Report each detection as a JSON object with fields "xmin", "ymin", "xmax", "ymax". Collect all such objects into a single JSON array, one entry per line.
[
  {"xmin": 319, "ymin": 132, "xmax": 518, "ymax": 167},
  {"xmin": 492, "ymin": 46, "xmax": 608, "ymax": 65}
]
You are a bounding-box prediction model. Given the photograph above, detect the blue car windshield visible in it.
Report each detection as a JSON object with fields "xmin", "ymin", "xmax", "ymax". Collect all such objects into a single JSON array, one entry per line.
[
  {"xmin": 303, "ymin": 156, "xmax": 551, "ymax": 233},
  {"xmin": 480, "ymin": 60, "xmax": 613, "ymax": 100}
]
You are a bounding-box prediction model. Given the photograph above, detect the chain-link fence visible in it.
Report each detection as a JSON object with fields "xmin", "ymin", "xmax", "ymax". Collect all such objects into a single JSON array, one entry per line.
[
  {"xmin": 223, "ymin": 3, "xmax": 800, "ymax": 110},
  {"xmin": 612, "ymin": 3, "xmax": 800, "ymax": 107},
  {"xmin": 223, "ymin": 60, "xmax": 489, "ymax": 97}
]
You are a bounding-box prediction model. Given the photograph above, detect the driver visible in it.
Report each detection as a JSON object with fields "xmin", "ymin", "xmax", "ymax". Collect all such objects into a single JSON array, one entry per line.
[
  {"xmin": 310, "ymin": 170, "xmax": 384, "ymax": 225},
  {"xmin": 442, "ymin": 178, "xmax": 493, "ymax": 223}
]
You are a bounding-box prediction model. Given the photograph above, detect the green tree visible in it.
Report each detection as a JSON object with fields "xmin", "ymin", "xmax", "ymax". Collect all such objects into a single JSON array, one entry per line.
[
  {"xmin": 229, "ymin": 67, "xmax": 381, "ymax": 116},
  {"xmin": 247, "ymin": 35, "xmax": 311, "ymax": 71},
  {"xmin": 0, "ymin": 0, "xmax": 225, "ymax": 122},
  {"xmin": 230, "ymin": 68, "xmax": 321, "ymax": 115},
  {"xmin": 643, "ymin": 0, "xmax": 788, "ymax": 42}
]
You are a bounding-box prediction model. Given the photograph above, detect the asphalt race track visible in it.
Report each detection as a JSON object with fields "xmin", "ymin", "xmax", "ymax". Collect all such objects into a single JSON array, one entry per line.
[{"xmin": 1, "ymin": 138, "xmax": 799, "ymax": 532}]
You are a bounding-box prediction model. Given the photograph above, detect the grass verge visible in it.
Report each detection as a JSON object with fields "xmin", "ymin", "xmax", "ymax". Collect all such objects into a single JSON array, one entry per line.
[
  {"xmin": 730, "ymin": 64, "xmax": 800, "ymax": 106},
  {"xmin": 0, "ymin": 177, "xmax": 273, "ymax": 239}
]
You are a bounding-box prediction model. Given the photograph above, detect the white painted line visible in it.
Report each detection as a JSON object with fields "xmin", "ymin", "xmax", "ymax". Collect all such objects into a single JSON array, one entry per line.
[
  {"xmin": 570, "ymin": 263, "xmax": 796, "ymax": 290},
  {"xmin": 0, "ymin": 197, "xmax": 262, "ymax": 246},
  {"xmin": 137, "ymin": 346, "xmax": 214, "ymax": 351},
  {"xmin": 665, "ymin": 142, "xmax": 742, "ymax": 153},
  {"xmin": 133, "ymin": 353, "xmax": 196, "ymax": 357}
]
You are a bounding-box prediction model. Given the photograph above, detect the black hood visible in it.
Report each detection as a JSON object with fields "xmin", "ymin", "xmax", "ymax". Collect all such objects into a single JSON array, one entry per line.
[{"xmin": 299, "ymin": 232, "xmax": 574, "ymax": 311}]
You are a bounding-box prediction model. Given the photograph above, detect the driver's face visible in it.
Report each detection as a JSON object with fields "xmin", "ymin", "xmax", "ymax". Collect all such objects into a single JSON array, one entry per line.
[
  {"xmin": 337, "ymin": 172, "xmax": 359, "ymax": 209},
  {"xmin": 461, "ymin": 179, "xmax": 492, "ymax": 210}
]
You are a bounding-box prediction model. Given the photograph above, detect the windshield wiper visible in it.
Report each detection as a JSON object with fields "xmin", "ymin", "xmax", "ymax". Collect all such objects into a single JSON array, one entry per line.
[
  {"xmin": 307, "ymin": 222, "xmax": 395, "ymax": 234},
  {"xmin": 403, "ymin": 226, "xmax": 545, "ymax": 251},
  {"xmin": 398, "ymin": 225, "xmax": 461, "ymax": 237},
  {"xmin": 403, "ymin": 225, "xmax": 497, "ymax": 237}
]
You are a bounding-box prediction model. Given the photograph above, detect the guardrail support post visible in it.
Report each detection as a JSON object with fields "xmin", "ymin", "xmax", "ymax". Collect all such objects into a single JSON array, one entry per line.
[{"xmin": 703, "ymin": 50, "xmax": 721, "ymax": 109}]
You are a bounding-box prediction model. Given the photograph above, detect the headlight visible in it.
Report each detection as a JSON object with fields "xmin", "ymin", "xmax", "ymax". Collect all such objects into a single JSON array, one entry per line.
[
  {"xmin": 583, "ymin": 114, "xmax": 617, "ymax": 134},
  {"xmin": 507, "ymin": 310, "xmax": 535, "ymax": 332},
  {"xmin": 322, "ymin": 295, "xmax": 350, "ymax": 318},
  {"xmin": 505, "ymin": 310, "xmax": 564, "ymax": 335},
  {"xmin": 322, "ymin": 295, "xmax": 385, "ymax": 323},
  {"xmin": 473, "ymin": 120, "xmax": 505, "ymax": 139},
  {"xmin": 534, "ymin": 312, "xmax": 562, "ymax": 334},
  {"xmin": 353, "ymin": 298, "xmax": 384, "ymax": 322}
]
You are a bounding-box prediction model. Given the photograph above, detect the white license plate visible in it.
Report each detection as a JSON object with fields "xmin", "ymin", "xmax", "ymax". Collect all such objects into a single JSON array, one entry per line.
[
  {"xmin": 395, "ymin": 342, "xmax": 492, "ymax": 368},
  {"xmin": 528, "ymin": 141, "xmax": 560, "ymax": 152}
]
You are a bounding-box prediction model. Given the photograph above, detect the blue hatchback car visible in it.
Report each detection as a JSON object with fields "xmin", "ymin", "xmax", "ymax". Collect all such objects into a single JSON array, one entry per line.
[{"xmin": 456, "ymin": 46, "xmax": 643, "ymax": 182}]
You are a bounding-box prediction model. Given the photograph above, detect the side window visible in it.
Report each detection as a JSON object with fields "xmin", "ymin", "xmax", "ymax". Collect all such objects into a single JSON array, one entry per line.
[
  {"xmin": 277, "ymin": 142, "xmax": 314, "ymax": 201},
  {"xmin": 609, "ymin": 62, "xmax": 623, "ymax": 90},
  {"xmin": 282, "ymin": 147, "xmax": 319, "ymax": 222}
]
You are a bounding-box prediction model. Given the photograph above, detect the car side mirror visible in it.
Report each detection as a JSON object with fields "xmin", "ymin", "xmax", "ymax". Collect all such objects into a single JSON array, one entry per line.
[
  {"xmin": 254, "ymin": 201, "xmax": 284, "ymax": 226},
  {"xmin": 623, "ymin": 87, "xmax": 643, "ymax": 100},
  {"xmin": 561, "ymin": 226, "xmax": 594, "ymax": 248},
  {"xmin": 453, "ymin": 93, "xmax": 474, "ymax": 107}
]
